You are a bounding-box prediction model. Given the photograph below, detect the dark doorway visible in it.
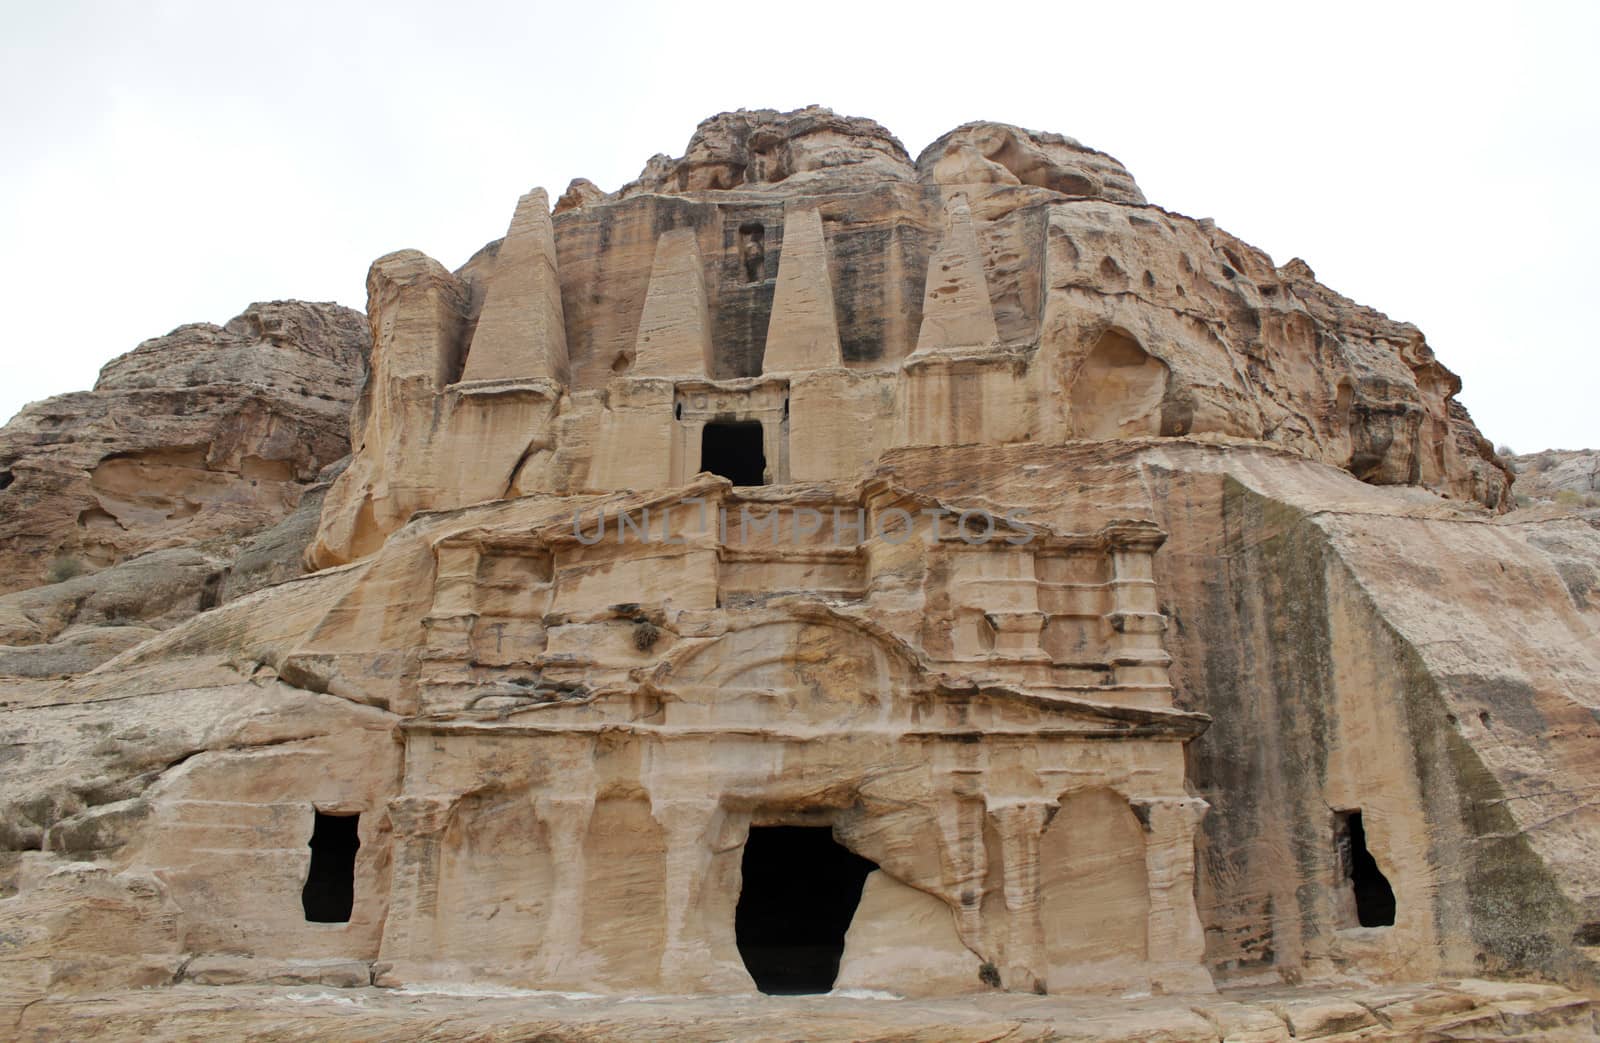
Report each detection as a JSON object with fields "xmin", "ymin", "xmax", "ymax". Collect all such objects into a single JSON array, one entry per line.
[
  {"xmin": 735, "ymin": 825, "xmax": 876, "ymax": 994},
  {"xmin": 701, "ymin": 421, "xmax": 767, "ymax": 486},
  {"xmin": 0, "ymin": 470, "xmax": 13, "ymax": 491},
  {"xmin": 302, "ymin": 810, "xmax": 360, "ymax": 923},
  {"xmin": 1339, "ymin": 810, "xmax": 1396, "ymax": 927}
]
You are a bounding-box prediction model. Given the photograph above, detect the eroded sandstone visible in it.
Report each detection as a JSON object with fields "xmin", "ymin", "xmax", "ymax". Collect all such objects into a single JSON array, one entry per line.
[
  {"xmin": 0, "ymin": 108, "xmax": 1592, "ymax": 1038},
  {"xmin": 0, "ymin": 301, "xmax": 367, "ymax": 593}
]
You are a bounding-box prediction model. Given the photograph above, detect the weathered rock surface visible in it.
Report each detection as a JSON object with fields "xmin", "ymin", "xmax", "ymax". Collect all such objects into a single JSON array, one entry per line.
[
  {"xmin": 0, "ymin": 108, "xmax": 1590, "ymax": 1037},
  {"xmin": 5, "ymin": 441, "xmax": 1596, "ymax": 1004},
  {"xmin": 6, "ymin": 979, "xmax": 1598, "ymax": 1041},
  {"xmin": 1511, "ymin": 449, "xmax": 1600, "ymax": 508},
  {"xmin": 617, "ymin": 106, "xmax": 917, "ymax": 196},
  {"xmin": 309, "ymin": 107, "xmax": 1508, "ymax": 565},
  {"xmin": 216, "ymin": 465, "xmax": 347, "ymax": 604},
  {"xmin": 0, "ymin": 300, "xmax": 368, "ymax": 594},
  {"xmin": 0, "ymin": 547, "xmax": 224, "ymax": 677},
  {"xmin": 917, "ymin": 120, "xmax": 1148, "ymax": 205}
]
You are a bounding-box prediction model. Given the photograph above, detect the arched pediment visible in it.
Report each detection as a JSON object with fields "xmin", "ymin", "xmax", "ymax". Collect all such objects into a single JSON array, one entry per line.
[{"xmin": 653, "ymin": 614, "xmax": 919, "ymax": 729}]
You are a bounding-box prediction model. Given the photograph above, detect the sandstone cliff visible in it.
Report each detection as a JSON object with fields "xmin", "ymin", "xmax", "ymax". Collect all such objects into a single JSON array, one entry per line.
[
  {"xmin": 0, "ymin": 300, "xmax": 367, "ymax": 594},
  {"xmin": 0, "ymin": 302, "xmax": 367, "ymax": 676},
  {"xmin": 0, "ymin": 109, "xmax": 1592, "ymax": 1039}
]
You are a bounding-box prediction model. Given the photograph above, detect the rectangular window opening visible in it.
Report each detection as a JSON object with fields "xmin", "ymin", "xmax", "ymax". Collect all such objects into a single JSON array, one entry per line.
[
  {"xmin": 1336, "ymin": 809, "xmax": 1395, "ymax": 928},
  {"xmin": 701, "ymin": 420, "xmax": 767, "ymax": 486},
  {"xmin": 302, "ymin": 810, "xmax": 360, "ymax": 923}
]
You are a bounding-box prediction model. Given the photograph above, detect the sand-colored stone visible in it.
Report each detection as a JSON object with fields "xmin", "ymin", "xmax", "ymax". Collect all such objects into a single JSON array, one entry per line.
[
  {"xmin": 1509, "ymin": 448, "xmax": 1600, "ymax": 528},
  {"xmin": 760, "ymin": 204, "xmax": 842, "ymax": 373},
  {"xmin": 297, "ymin": 108, "xmax": 1512, "ymax": 561},
  {"xmin": 835, "ymin": 871, "xmax": 984, "ymax": 995},
  {"xmin": 0, "ymin": 107, "xmax": 1596, "ymax": 1037},
  {"xmin": 0, "ymin": 301, "xmax": 366, "ymax": 594},
  {"xmin": 913, "ymin": 192, "xmax": 1001, "ymax": 356},
  {"xmin": 459, "ymin": 187, "xmax": 568, "ymax": 385},
  {"xmin": 919, "ymin": 121, "xmax": 1148, "ymax": 207},
  {"xmin": 632, "ymin": 228, "xmax": 714, "ymax": 379},
  {"xmin": 307, "ymin": 249, "xmax": 562, "ymax": 566},
  {"xmin": 7, "ymin": 980, "xmax": 1599, "ymax": 1041}
]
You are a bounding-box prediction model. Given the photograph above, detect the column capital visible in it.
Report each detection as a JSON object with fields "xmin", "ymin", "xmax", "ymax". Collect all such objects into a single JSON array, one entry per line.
[
  {"xmin": 1128, "ymin": 796, "xmax": 1210, "ymax": 832},
  {"xmin": 650, "ymin": 796, "xmax": 723, "ymax": 818},
  {"xmin": 387, "ymin": 795, "xmax": 455, "ymax": 837},
  {"xmin": 531, "ymin": 793, "xmax": 596, "ymax": 832},
  {"xmin": 985, "ymin": 796, "xmax": 1058, "ymax": 828},
  {"xmin": 1130, "ymin": 795, "xmax": 1210, "ymax": 977}
]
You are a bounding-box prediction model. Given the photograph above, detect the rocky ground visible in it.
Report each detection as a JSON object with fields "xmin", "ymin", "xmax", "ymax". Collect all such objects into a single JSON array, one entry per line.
[{"xmin": 7, "ymin": 979, "xmax": 1597, "ymax": 1041}]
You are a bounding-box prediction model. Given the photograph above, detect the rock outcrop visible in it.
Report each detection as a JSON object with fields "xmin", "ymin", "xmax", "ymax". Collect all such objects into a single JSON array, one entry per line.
[
  {"xmin": 617, "ymin": 106, "xmax": 917, "ymax": 196},
  {"xmin": 1511, "ymin": 449, "xmax": 1600, "ymax": 507},
  {"xmin": 0, "ymin": 302, "xmax": 367, "ymax": 677},
  {"xmin": 0, "ymin": 301, "xmax": 368, "ymax": 593},
  {"xmin": 0, "ymin": 108, "xmax": 1590, "ymax": 1037},
  {"xmin": 917, "ymin": 121, "xmax": 1147, "ymax": 205}
]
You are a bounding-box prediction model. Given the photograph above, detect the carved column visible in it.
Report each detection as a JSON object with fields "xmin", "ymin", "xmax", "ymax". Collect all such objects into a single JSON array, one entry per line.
[
  {"xmin": 761, "ymin": 418, "xmax": 785, "ymax": 484},
  {"xmin": 989, "ymin": 798, "xmax": 1054, "ymax": 993},
  {"xmin": 532, "ymin": 794, "xmax": 595, "ymax": 983},
  {"xmin": 1104, "ymin": 525, "xmax": 1172, "ymax": 688},
  {"xmin": 936, "ymin": 771, "xmax": 991, "ymax": 961},
  {"xmin": 652, "ymin": 797, "xmax": 726, "ymax": 991},
  {"xmin": 378, "ymin": 795, "xmax": 455, "ymax": 975},
  {"xmin": 419, "ymin": 542, "xmax": 480, "ymax": 709},
  {"xmin": 673, "ymin": 419, "xmax": 706, "ymax": 486},
  {"xmin": 1130, "ymin": 796, "xmax": 1212, "ymax": 989}
]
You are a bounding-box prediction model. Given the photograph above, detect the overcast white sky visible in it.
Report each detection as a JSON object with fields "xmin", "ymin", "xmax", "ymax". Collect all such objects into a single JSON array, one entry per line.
[{"xmin": 2, "ymin": 1, "xmax": 1595, "ymax": 451}]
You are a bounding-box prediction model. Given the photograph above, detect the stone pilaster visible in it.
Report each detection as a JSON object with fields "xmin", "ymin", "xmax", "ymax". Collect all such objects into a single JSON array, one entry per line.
[
  {"xmin": 989, "ymin": 798, "xmax": 1055, "ymax": 993},
  {"xmin": 375, "ymin": 795, "xmax": 455, "ymax": 980},
  {"xmin": 1105, "ymin": 527, "xmax": 1172, "ymax": 687},
  {"xmin": 532, "ymin": 794, "xmax": 595, "ymax": 982},
  {"xmin": 1130, "ymin": 796, "xmax": 1214, "ymax": 992},
  {"xmin": 671, "ymin": 419, "xmax": 706, "ymax": 486},
  {"xmin": 652, "ymin": 797, "xmax": 735, "ymax": 991},
  {"xmin": 936, "ymin": 770, "xmax": 992, "ymax": 962},
  {"xmin": 421, "ymin": 541, "xmax": 479, "ymax": 661}
]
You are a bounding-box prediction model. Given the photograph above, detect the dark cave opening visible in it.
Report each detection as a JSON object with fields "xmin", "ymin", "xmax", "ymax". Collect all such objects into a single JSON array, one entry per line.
[
  {"xmin": 735, "ymin": 825, "xmax": 877, "ymax": 994},
  {"xmin": 701, "ymin": 420, "xmax": 767, "ymax": 486},
  {"xmin": 302, "ymin": 810, "xmax": 360, "ymax": 923},
  {"xmin": 1341, "ymin": 810, "xmax": 1396, "ymax": 927}
]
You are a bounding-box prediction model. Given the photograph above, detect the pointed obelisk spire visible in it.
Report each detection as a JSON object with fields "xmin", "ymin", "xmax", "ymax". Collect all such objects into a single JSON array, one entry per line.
[
  {"xmin": 761, "ymin": 204, "xmax": 842, "ymax": 373},
  {"xmin": 632, "ymin": 228, "xmax": 713, "ymax": 378},
  {"xmin": 913, "ymin": 193, "xmax": 999, "ymax": 355},
  {"xmin": 460, "ymin": 187, "xmax": 569, "ymax": 384}
]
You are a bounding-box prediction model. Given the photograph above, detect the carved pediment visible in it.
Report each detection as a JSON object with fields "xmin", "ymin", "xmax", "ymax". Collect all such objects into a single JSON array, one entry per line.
[{"xmin": 647, "ymin": 615, "xmax": 913, "ymax": 730}]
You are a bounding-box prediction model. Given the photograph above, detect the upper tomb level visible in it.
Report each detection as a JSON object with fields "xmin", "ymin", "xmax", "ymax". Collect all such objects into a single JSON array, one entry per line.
[{"xmin": 309, "ymin": 107, "xmax": 1508, "ymax": 566}]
